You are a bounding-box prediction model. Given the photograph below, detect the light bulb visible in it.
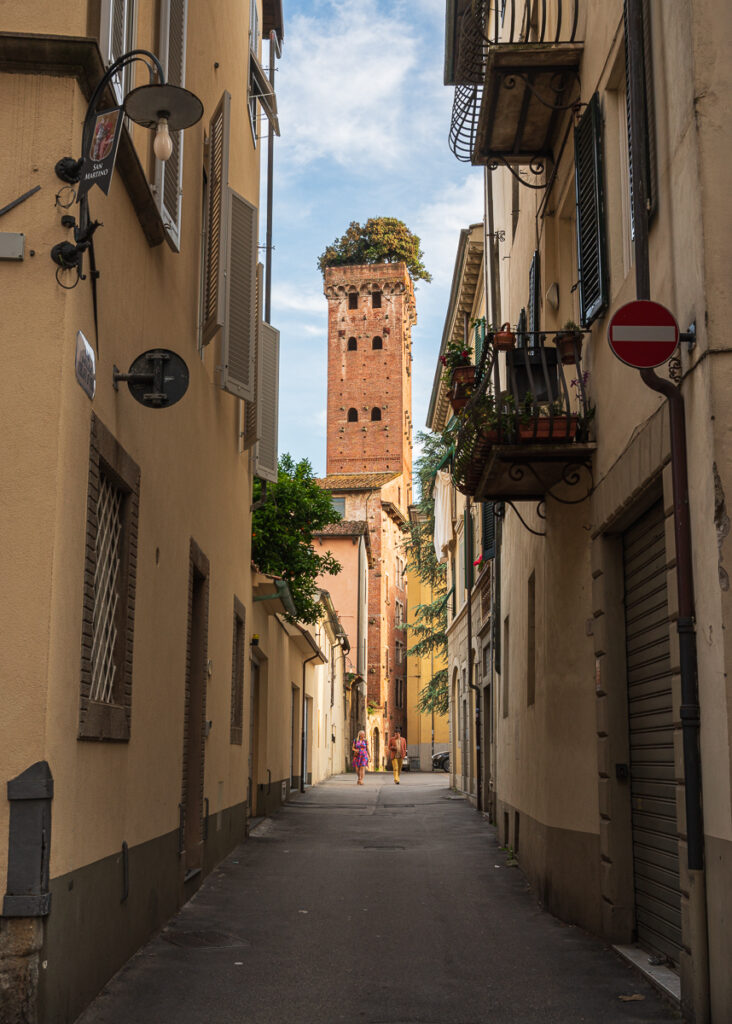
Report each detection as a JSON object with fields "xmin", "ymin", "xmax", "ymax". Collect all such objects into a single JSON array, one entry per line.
[{"xmin": 153, "ymin": 117, "xmax": 173, "ymax": 161}]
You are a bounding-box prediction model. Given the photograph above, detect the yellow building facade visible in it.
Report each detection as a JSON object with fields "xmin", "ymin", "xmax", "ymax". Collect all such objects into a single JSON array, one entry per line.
[{"xmin": 0, "ymin": 3, "xmax": 348, "ymax": 1021}]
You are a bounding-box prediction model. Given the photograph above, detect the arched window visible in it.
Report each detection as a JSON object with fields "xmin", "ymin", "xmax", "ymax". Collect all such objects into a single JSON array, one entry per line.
[
  {"xmin": 372, "ymin": 336, "xmax": 383, "ymax": 350},
  {"xmin": 347, "ymin": 337, "xmax": 357, "ymax": 351},
  {"xmin": 347, "ymin": 408, "xmax": 358, "ymax": 422},
  {"xmin": 371, "ymin": 407, "xmax": 381, "ymax": 421}
]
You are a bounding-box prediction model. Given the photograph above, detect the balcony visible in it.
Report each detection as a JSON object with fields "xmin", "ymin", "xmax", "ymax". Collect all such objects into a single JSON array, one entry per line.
[
  {"xmin": 447, "ymin": 0, "xmax": 583, "ymax": 169},
  {"xmin": 451, "ymin": 325, "xmax": 594, "ymax": 502}
]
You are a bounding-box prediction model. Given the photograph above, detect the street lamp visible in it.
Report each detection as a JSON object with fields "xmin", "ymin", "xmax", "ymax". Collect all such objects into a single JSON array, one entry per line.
[
  {"xmin": 51, "ymin": 50, "xmax": 203, "ymax": 285},
  {"xmin": 55, "ymin": 49, "xmax": 203, "ymax": 186}
]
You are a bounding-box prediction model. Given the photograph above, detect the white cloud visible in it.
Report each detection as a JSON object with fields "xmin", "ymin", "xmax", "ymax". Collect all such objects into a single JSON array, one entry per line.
[
  {"xmin": 277, "ymin": 0, "xmax": 419, "ymax": 171},
  {"xmin": 270, "ymin": 285, "xmax": 324, "ymax": 315},
  {"xmin": 413, "ymin": 173, "xmax": 485, "ymax": 287}
]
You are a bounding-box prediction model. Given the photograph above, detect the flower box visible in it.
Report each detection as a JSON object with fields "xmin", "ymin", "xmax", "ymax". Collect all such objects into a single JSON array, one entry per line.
[{"xmin": 518, "ymin": 415, "xmax": 578, "ymax": 442}]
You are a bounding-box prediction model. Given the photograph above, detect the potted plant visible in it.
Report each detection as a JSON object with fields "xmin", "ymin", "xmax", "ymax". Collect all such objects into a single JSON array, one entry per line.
[
  {"xmin": 440, "ymin": 339, "xmax": 475, "ymax": 411},
  {"xmin": 493, "ymin": 322, "xmax": 516, "ymax": 352},
  {"xmin": 554, "ymin": 320, "xmax": 583, "ymax": 364}
]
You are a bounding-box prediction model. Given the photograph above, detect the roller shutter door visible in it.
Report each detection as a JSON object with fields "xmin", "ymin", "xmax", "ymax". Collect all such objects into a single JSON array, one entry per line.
[{"xmin": 623, "ymin": 501, "xmax": 682, "ymax": 964}]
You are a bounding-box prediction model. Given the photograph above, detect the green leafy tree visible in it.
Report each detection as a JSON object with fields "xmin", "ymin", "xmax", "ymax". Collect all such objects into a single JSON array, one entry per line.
[
  {"xmin": 317, "ymin": 217, "xmax": 432, "ymax": 283},
  {"xmin": 252, "ymin": 455, "xmax": 342, "ymax": 624},
  {"xmin": 404, "ymin": 431, "xmax": 452, "ymax": 715}
]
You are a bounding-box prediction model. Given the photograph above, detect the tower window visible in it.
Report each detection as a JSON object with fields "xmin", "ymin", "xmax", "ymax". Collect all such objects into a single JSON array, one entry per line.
[
  {"xmin": 348, "ymin": 293, "xmax": 358, "ymax": 310},
  {"xmin": 372, "ymin": 291, "xmax": 382, "ymax": 308},
  {"xmin": 372, "ymin": 337, "xmax": 382, "ymax": 350},
  {"xmin": 347, "ymin": 337, "xmax": 357, "ymax": 351},
  {"xmin": 371, "ymin": 408, "xmax": 381, "ymax": 421},
  {"xmin": 347, "ymin": 408, "xmax": 358, "ymax": 422}
]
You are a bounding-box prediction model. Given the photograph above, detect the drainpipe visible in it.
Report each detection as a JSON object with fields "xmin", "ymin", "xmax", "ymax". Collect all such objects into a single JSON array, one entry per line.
[
  {"xmin": 466, "ymin": 495, "xmax": 481, "ymax": 812},
  {"xmin": 300, "ymin": 652, "xmax": 319, "ymax": 793},
  {"xmin": 626, "ymin": 1, "xmax": 709, "ymax": 1017},
  {"xmin": 264, "ymin": 30, "xmax": 280, "ymax": 324}
]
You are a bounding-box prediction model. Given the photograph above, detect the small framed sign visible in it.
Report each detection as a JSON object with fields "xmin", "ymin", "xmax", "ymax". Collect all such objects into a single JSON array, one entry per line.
[{"xmin": 75, "ymin": 331, "xmax": 96, "ymax": 400}]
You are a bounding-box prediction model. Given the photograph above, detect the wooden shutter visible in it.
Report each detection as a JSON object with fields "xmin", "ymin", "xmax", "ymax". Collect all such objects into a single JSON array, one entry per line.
[
  {"xmin": 574, "ymin": 92, "xmax": 608, "ymax": 327},
  {"xmin": 202, "ymin": 92, "xmax": 231, "ymax": 344},
  {"xmin": 155, "ymin": 0, "xmax": 188, "ymax": 251},
  {"xmin": 482, "ymin": 501, "xmax": 495, "ymax": 560},
  {"xmin": 624, "ymin": 0, "xmax": 657, "ymax": 239},
  {"xmin": 254, "ymin": 323, "xmax": 280, "ymax": 483},
  {"xmin": 221, "ymin": 189, "xmax": 257, "ymax": 401},
  {"xmin": 528, "ymin": 250, "xmax": 540, "ymax": 344},
  {"xmin": 100, "ymin": 0, "xmax": 136, "ymax": 102},
  {"xmin": 244, "ymin": 263, "xmax": 263, "ymax": 449}
]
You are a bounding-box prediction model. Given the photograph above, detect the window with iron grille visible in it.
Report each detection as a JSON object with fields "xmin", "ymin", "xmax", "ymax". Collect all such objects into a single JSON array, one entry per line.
[
  {"xmin": 79, "ymin": 416, "xmax": 140, "ymax": 741},
  {"xmin": 230, "ymin": 598, "xmax": 246, "ymax": 744},
  {"xmin": 528, "ymin": 250, "xmax": 540, "ymax": 342}
]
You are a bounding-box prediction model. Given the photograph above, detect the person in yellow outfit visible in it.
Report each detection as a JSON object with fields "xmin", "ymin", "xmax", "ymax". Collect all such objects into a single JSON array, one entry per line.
[{"xmin": 389, "ymin": 727, "xmax": 407, "ymax": 784}]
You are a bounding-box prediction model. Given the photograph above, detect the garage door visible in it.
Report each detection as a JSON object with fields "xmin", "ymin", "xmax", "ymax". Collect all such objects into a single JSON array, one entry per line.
[{"xmin": 623, "ymin": 501, "xmax": 682, "ymax": 964}]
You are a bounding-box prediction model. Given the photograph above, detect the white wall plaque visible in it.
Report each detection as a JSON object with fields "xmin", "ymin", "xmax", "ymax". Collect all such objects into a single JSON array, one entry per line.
[{"xmin": 75, "ymin": 331, "xmax": 96, "ymax": 400}]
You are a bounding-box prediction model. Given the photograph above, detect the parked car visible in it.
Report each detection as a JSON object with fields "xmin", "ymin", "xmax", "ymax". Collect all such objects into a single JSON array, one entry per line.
[{"xmin": 432, "ymin": 750, "xmax": 450, "ymax": 772}]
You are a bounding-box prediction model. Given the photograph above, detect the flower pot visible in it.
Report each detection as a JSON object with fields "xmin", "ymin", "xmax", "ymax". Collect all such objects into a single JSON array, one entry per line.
[
  {"xmin": 449, "ymin": 365, "xmax": 476, "ymax": 411},
  {"xmin": 451, "ymin": 365, "xmax": 476, "ymax": 386},
  {"xmin": 554, "ymin": 331, "xmax": 582, "ymax": 365},
  {"xmin": 519, "ymin": 415, "xmax": 578, "ymax": 442},
  {"xmin": 493, "ymin": 322, "xmax": 516, "ymax": 352}
]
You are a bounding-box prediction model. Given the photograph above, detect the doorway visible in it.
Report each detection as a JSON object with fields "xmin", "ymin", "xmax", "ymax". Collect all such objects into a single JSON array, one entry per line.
[
  {"xmin": 181, "ymin": 541, "xmax": 209, "ymax": 881},
  {"xmin": 248, "ymin": 656, "xmax": 260, "ymax": 817}
]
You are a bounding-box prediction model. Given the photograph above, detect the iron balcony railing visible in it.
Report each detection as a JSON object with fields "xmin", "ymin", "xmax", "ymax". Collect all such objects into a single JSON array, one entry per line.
[
  {"xmin": 449, "ymin": 0, "xmax": 581, "ymax": 162},
  {"xmin": 451, "ymin": 324, "xmax": 593, "ymax": 496}
]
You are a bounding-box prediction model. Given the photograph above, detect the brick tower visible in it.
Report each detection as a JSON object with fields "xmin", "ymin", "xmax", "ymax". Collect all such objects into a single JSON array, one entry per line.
[
  {"xmin": 319, "ymin": 262, "xmax": 417, "ymax": 769},
  {"xmin": 324, "ymin": 262, "xmax": 415, "ymax": 485}
]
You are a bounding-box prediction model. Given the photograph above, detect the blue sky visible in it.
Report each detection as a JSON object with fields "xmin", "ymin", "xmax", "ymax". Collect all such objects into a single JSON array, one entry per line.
[{"xmin": 266, "ymin": 0, "xmax": 483, "ymax": 476}]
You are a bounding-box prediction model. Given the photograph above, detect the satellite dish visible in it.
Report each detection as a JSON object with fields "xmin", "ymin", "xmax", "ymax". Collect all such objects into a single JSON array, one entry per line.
[{"xmin": 113, "ymin": 349, "xmax": 189, "ymax": 408}]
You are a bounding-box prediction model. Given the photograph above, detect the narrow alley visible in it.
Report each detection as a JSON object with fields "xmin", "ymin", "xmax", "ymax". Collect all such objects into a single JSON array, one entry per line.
[{"xmin": 77, "ymin": 775, "xmax": 678, "ymax": 1024}]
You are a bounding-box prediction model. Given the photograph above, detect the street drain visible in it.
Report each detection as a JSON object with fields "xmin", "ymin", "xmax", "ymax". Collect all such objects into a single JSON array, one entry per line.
[{"xmin": 163, "ymin": 929, "xmax": 249, "ymax": 948}]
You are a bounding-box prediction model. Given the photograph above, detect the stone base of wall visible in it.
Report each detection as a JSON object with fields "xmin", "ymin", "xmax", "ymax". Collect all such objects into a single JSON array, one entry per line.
[
  {"xmin": 0, "ymin": 919, "xmax": 43, "ymax": 1024},
  {"xmin": 37, "ymin": 801, "xmax": 247, "ymax": 1024},
  {"xmin": 495, "ymin": 799, "xmax": 602, "ymax": 936}
]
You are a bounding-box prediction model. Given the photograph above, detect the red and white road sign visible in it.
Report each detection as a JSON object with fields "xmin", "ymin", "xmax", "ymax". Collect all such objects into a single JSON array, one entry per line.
[{"xmin": 607, "ymin": 300, "xmax": 679, "ymax": 369}]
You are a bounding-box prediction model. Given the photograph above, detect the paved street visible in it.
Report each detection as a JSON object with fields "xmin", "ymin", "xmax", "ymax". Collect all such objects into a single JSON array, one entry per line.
[{"xmin": 78, "ymin": 774, "xmax": 679, "ymax": 1024}]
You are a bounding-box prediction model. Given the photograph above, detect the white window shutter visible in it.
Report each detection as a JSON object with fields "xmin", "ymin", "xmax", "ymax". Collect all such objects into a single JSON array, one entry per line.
[
  {"xmin": 221, "ymin": 189, "xmax": 257, "ymax": 401},
  {"xmin": 100, "ymin": 0, "xmax": 136, "ymax": 103},
  {"xmin": 254, "ymin": 323, "xmax": 280, "ymax": 483},
  {"xmin": 155, "ymin": 0, "xmax": 188, "ymax": 251},
  {"xmin": 243, "ymin": 264, "xmax": 264, "ymax": 449},
  {"xmin": 202, "ymin": 92, "xmax": 231, "ymax": 344}
]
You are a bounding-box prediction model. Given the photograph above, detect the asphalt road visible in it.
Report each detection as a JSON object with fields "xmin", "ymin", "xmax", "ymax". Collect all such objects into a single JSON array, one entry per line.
[{"xmin": 78, "ymin": 772, "xmax": 680, "ymax": 1024}]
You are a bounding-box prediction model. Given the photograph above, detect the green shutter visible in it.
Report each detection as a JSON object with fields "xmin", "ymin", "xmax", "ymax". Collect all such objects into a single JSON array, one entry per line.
[
  {"xmin": 482, "ymin": 501, "xmax": 495, "ymax": 560},
  {"xmin": 574, "ymin": 92, "xmax": 608, "ymax": 327},
  {"xmin": 464, "ymin": 508, "xmax": 474, "ymax": 590},
  {"xmin": 528, "ymin": 250, "xmax": 540, "ymax": 344},
  {"xmin": 624, "ymin": 0, "xmax": 657, "ymax": 239}
]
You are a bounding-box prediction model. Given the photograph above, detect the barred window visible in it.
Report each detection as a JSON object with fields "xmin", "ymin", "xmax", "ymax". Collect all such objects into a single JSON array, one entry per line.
[{"xmin": 79, "ymin": 415, "xmax": 139, "ymax": 741}]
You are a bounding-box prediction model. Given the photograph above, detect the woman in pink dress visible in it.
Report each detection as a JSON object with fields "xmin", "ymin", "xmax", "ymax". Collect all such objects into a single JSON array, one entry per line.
[{"xmin": 351, "ymin": 730, "xmax": 370, "ymax": 785}]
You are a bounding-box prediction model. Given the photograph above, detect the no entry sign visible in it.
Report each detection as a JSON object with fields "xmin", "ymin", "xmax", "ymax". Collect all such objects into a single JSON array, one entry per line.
[{"xmin": 608, "ymin": 300, "xmax": 679, "ymax": 369}]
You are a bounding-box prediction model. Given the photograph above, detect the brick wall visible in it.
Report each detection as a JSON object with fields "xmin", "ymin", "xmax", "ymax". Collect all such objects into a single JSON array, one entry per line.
[{"xmin": 324, "ymin": 263, "xmax": 415, "ymax": 482}]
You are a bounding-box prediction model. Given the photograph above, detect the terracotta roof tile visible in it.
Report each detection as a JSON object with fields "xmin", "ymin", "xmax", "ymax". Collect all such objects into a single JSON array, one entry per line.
[
  {"xmin": 313, "ymin": 520, "xmax": 369, "ymax": 537},
  {"xmin": 317, "ymin": 472, "xmax": 400, "ymax": 491}
]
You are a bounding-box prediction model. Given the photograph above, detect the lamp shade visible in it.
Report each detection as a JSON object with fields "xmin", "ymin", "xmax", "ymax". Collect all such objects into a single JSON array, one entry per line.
[{"xmin": 123, "ymin": 83, "xmax": 203, "ymax": 132}]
